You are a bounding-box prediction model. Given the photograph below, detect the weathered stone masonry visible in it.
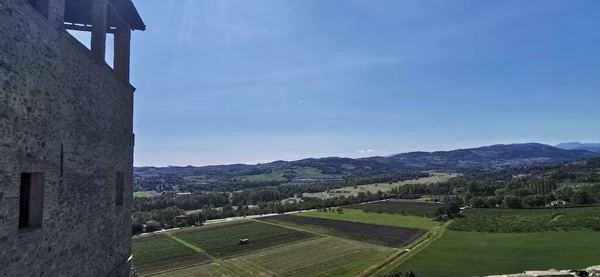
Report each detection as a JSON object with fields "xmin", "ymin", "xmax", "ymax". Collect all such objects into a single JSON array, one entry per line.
[{"xmin": 0, "ymin": 0, "xmax": 144, "ymax": 276}]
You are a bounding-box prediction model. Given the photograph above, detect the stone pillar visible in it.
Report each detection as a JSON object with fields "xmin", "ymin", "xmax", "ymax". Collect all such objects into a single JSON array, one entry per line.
[
  {"xmin": 48, "ymin": 0, "xmax": 64, "ymax": 29},
  {"xmin": 32, "ymin": 0, "xmax": 49, "ymax": 17},
  {"xmin": 91, "ymin": 0, "xmax": 108, "ymax": 61},
  {"xmin": 31, "ymin": 0, "xmax": 64, "ymax": 29},
  {"xmin": 114, "ymin": 25, "xmax": 131, "ymax": 82}
]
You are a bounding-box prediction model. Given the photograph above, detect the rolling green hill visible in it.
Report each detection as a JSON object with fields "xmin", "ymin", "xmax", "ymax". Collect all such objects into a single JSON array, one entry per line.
[{"xmin": 133, "ymin": 143, "xmax": 599, "ymax": 193}]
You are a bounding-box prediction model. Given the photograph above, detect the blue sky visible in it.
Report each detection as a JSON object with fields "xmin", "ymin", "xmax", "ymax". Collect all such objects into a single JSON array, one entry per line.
[{"xmin": 73, "ymin": 0, "xmax": 600, "ymax": 166}]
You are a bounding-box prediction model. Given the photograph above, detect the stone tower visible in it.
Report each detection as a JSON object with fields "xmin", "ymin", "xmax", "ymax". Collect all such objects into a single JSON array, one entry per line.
[{"xmin": 0, "ymin": 0, "xmax": 145, "ymax": 276}]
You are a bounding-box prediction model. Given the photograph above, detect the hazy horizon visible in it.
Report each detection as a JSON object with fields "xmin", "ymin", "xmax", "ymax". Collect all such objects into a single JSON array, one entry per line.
[
  {"xmin": 133, "ymin": 139, "xmax": 596, "ymax": 167},
  {"xmin": 71, "ymin": 0, "xmax": 600, "ymax": 167}
]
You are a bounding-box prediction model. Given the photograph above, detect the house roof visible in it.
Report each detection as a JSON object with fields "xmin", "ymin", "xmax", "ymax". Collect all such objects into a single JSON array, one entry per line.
[{"xmin": 64, "ymin": 0, "xmax": 146, "ymax": 32}]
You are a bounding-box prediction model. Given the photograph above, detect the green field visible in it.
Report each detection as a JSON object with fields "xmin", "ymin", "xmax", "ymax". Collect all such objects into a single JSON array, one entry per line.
[
  {"xmin": 559, "ymin": 181, "xmax": 599, "ymax": 188},
  {"xmin": 295, "ymin": 209, "xmax": 441, "ymax": 229},
  {"xmin": 238, "ymin": 173, "xmax": 288, "ymax": 182},
  {"xmin": 346, "ymin": 200, "xmax": 446, "ymax": 217},
  {"xmin": 390, "ymin": 231, "xmax": 600, "ymax": 277},
  {"xmin": 417, "ymin": 195, "xmax": 432, "ymax": 201},
  {"xmin": 132, "ymin": 234, "xmax": 211, "ymax": 275},
  {"xmin": 134, "ymin": 219, "xmax": 398, "ymax": 277},
  {"xmin": 150, "ymin": 236, "xmax": 394, "ymax": 277},
  {"xmin": 133, "ymin": 200, "xmax": 600, "ymax": 276},
  {"xmin": 450, "ymin": 207, "xmax": 600, "ymax": 232},
  {"xmin": 183, "ymin": 175, "xmax": 216, "ymax": 182},
  {"xmin": 134, "ymin": 191, "xmax": 161, "ymax": 198},
  {"xmin": 133, "ymin": 191, "xmax": 149, "ymax": 198},
  {"xmin": 228, "ymin": 236, "xmax": 394, "ymax": 277},
  {"xmin": 237, "ymin": 166, "xmax": 339, "ymax": 182},
  {"xmin": 150, "ymin": 262, "xmax": 240, "ymax": 277},
  {"xmin": 303, "ymin": 173, "xmax": 458, "ymax": 199},
  {"xmin": 172, "ymin": 220, "xmax": 315, "ymax": 258}
]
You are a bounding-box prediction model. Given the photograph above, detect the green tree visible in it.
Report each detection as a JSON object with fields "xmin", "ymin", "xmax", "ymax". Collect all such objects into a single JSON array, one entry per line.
[
  {"xmin": 185, "ymin": 211, "xmax": 206, "ymax": 226},
  {"xmin": 522, "ymin": 194, "xmax": 547, "ymax": 207},
  {"xmin": 485, "ymin": 196, "xmax": 498, "ymax": 207},
  {"xmin": 571, "ymin": 190, "xmax": 594, "ymax": 205},
  {"xmin": 521, "ymin": 195, "xmax": 536, "ymax": 207},
  {"xmin": 132, "ymin": 222, "xmax": 144, "ymax": 235},
  {"xmin": 469, "ymin": 196, "xmax": 487, "ymax": 208},
  {"xmin": 553, "ymin": 186, "xmax": 573, "ymax": 202},
  {"xmin": 511, "ymin": 188, "xmax": 535, "ymax": 198},
  {"xmin": 447, "ymin": 202, "xmax": 461, "ymax": 216},
  {"xmin": 495, "ymin": 188, "xmax": 507, "ymax": 203},
  {"xmin": 503, "ymin": 195, "xmax": 522, "ymax": 208},
  {"xmin": 222, "ymin": 204, "xmax": 234, "ymax": 217}
]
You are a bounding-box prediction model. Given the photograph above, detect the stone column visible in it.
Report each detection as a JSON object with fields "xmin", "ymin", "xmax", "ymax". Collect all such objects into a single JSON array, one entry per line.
[
  {"xmin": 31, "ymin": 0, "xmax": 65, "ymax": 29},
  {"xmin": 48, "ymin": 0, "xmax": 64, "ymax": 29},
  {"xmin": 114, "ymin": 25, "xmax": 131, "ymax": 82},
  {"xmin": 91, "ymin": 0, "xmax": 108, "ymax": 61}
]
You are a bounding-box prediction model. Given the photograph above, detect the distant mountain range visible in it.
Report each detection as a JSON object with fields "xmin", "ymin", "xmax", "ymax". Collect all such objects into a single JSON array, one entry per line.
[
  {"xmin": 555, "ymin": 142, "xmax": 600, "ymax": 153},
  {"xmin": 136, "ymin": 143, "xmax": 600, "ymax": 176},
  {"xmin": 385, "ymin": 143, "xmax": 599, "ymax": 169}
]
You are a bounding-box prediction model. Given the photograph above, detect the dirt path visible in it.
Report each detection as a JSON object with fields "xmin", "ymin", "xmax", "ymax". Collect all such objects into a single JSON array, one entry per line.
[
  {"xmin": 355, "ymin": 249, "xmax": 408, "ymax": 277},
  {"xmin": 250, "ymin": 218, "xmax": 325, "ymax": 234},
  {"xmin": 257, "ymin": 217, "xmax": 436, "ymax": 277},
  {"xmin": 167, "ymin": 234, "xmax": 204, "ymax": 253},
  {"xmin": 357, "ymin": 221, "xmax": 452, "ymax": 277}
]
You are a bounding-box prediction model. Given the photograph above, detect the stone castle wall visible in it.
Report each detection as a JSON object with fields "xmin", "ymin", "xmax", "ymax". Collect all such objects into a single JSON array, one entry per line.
[{"xmin": 0, "ymin": 0, "xmax": 135, "ymax": 276}]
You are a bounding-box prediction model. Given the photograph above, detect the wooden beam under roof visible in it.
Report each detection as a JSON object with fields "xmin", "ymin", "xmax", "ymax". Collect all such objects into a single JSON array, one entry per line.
[
  {"xmin": 64, "ymin": 23, "xmax": 119, "ymax": 34},
  {"xmin": 63, "ymin": 0, "xmax": 145, "ymax": 31}
]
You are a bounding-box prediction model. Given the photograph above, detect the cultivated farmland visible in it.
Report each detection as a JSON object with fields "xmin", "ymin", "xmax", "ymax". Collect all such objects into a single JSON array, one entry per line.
[
  {"xmin": 171, "ymin": 220, "xmax": 315, "ymax": 258},
  {"xmin": 228, "ymin": 236, "xmax": 394, "ymax": 277},
  {"xmin": 237, "ymin": 166, "xmax": 340, "ymax": 182},
  {"xmin": 150, "ymin": 262, "xmax": 242, "ymax": 277},
  {"xmin": 346, "ymin": 199, "xmax": 446, "ymax": 217},
  {"xmin": 258, "ymin": 215, "xmax": 426, "ymax": 247},
  {"xmin": 133, "ymin": 220, "xmax": 398, "ymax": 277},
  {"xmin": 295, "ymin": 209, "xmax": 441, "ymax": 229},
  {"xmin": 132, "ymin": 234, "xmax": 211, "ymax": 275},
  {"xmin": 148, "ymin": 236, "xmax": 394, "ymax": 277},
  {"xmin": 303, "ymin": 172, "xmax": 458, "ymax": 199},
  {"xmin": 450, "ymin": 206, "xmax": 600, "ymax": 232},
  {"xmin": 389, "ymin": 231, "xmax": 600, "ymax": 277}
]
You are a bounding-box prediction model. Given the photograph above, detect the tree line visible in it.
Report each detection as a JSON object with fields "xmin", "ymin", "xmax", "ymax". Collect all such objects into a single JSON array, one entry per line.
[
  {"xmin": 231, "ymin": 172, "xmax": 430, "ymax": 206},
  {"xmin": 131, "ymin": 173, "xmax": 446, "ymax": 234},
  {"xmin": 133, "ymin": 192, "xmax": 229, "ymax": 212},
  {"xmin": 427, "ymin": 158, "xmax": 600, "ymax": 208},
  {"xmin": 131, "ymin": 158, "xmax": 600, "ymax": 234}
]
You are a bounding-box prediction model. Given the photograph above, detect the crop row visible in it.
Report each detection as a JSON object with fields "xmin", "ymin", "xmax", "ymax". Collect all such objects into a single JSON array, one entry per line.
[
  {"xmin": 258, "ymin": 214, "xmax": 426, "ymax": 248},
  {"xmin": 172, "ymin": 220, "xmax": 315, "ymax": 258},
  {"xmin": 346, "ymin": 200, "xmax": 446, "ymax": 217},
  {"xmin": 132, "ymin": 234, "xmax": 211, "ymax": 275},
  {"xmin": 449, "ymin": 206, "xmax": 600, "ymax": 232}
]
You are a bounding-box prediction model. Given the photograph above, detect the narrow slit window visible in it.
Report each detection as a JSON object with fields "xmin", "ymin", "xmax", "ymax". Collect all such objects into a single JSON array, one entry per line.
[
  {"xmin": 116, "ymin": 172, "xmax": 124, "ymax": 206},
  {"xmin": 19, "ymin": 172, "xmax": 44, "ymax": 229}
]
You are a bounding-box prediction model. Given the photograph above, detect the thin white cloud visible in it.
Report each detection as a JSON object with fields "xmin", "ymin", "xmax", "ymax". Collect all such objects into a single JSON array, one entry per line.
[
  {"xmin": 357, "ymin": 149, "xmax": 376, "ymax": 153},
  {"xmin": 243, "ymin": 159, "xmax": 274, "ymax": 165}
]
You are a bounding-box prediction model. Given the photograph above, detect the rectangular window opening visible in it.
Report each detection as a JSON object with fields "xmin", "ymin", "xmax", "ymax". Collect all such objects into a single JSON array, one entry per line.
[
  {"xmin": 116, "ymin": 172, "xmax": 124, "ymax": 206},
  {"xmin": 19, "ymin": 172, "xmax": 44, "ymax": 229}
]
